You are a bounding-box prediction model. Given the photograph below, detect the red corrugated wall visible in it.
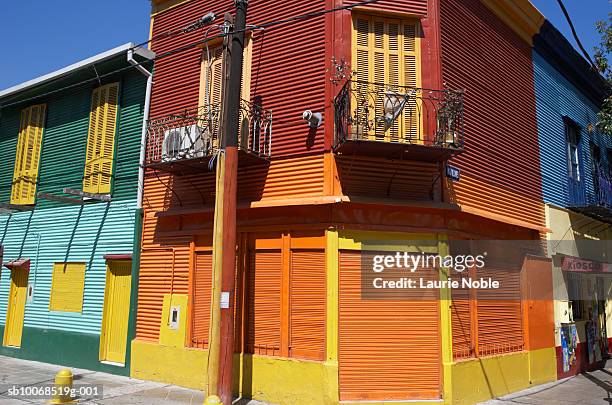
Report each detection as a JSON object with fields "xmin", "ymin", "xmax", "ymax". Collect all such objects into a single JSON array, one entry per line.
[
  {"xmin": 150, "ymin": 0, "xmax": 328, "ymax": 156},
  {"xmin": 439, "ymin": 0, "xmax": 545, "ymax": 229}
]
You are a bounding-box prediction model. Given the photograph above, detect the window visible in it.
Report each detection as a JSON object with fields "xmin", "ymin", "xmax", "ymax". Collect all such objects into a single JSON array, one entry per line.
[
  {"xmin": 352, "ymin": 14, "xmax": 421, "ymax": 141},
  {"xmin": 49, "ymin": 263, "xmax": 86, "ymax": 312},
  {"xmin": 198, "ymin": 38, "xmax": 253, "ymax": 107},
  {"xmin": 83, "ymin": 83, "xmax": 120, "ymax": 195},
  {"xmin": 11, "ymin": 104, "xmax": 46, "ymax": 205},
  {"xmin": 565, "ymin": 118, "xmax": 581, "ymax": 181}
]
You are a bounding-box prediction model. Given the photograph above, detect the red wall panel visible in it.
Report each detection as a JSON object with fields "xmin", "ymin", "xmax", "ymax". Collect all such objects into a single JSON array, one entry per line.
[
  {"xmin": 150, "ymin": 0, "xmax": 328, "ymax": 156},
  {"xmin": 439, "ymin": 0, "xmax": 545, "ymax": 229}
]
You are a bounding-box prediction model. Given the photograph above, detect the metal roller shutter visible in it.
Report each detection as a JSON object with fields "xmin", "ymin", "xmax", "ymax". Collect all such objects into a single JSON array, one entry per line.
[
  {"xmin": 289, "ymin": 250, "xmax": 326, "ymax": 360},
  {"xmin": 247, "ymin": 250, "xmax": 282, "ymax": 356},
  {"xmin": 476, "ymin": 264, "xmax": 524, "ymax": 356},
  {"xmin": 338, "ymin": 250, "xmax": 441, "ymax": 401},
  {"xmin": 192, "ymin": 252, "xmax": 212, "ymax": 348},
  {"xmin": 451, "ymin": 271, "xmax": 473, "ymax": 360}
]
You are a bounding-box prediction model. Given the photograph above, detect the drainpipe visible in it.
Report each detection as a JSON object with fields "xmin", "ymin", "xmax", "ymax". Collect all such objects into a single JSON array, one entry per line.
[{"xmin": 127, "ymin": 48, "xmax": 153, "ymax": 209}]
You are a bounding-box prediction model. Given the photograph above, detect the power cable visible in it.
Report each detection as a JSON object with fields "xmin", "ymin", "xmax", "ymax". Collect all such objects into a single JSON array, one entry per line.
[
  {"xmin": 0, "ymin": 0, "xmax": 380, "ymax": 109},
  {"xmin": 555, "ymin": 0, "xmax": 599, "ymax": 71}
]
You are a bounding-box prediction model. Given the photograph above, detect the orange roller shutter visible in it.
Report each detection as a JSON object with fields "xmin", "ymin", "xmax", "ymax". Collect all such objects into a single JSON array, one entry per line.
[
  {"xmin": 289, "ymin": 250, "xmax": 326, "ymax": 361},
  {"xmin": 450, "ymin": 271, "xmax": 474, "ymax": 360},
  {"xmin": 476, "ymin": 264, "xmax": 524, "ymax": 356},
  {"xmin": 192, "ymin": 252, "xmax": 212, "ymax": 348},
  {"xmin": 338, "ymin": 250, "xmax": 441, "ymax": 401},
  {"xmin": 247, "ymin": 250, "xmax": 282, "ymax": 356}
]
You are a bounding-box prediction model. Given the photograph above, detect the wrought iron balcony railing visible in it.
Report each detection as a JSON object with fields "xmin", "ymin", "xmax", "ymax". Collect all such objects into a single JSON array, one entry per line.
[
  {"xmin": 334, "ymin": 80, "xmax": 464, "ymax": 161},
  {"xmin": 567, "ymin": 167, "xmax": 612, "ymax": 222},
  {"xmin": 145, "ymin": 100, "xmax": 272, "ymax": 170}
]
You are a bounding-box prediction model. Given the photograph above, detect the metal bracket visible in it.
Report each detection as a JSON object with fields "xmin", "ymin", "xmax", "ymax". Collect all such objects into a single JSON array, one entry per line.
[
  {"xmin": 0, "ymin": 203, "xmax": 35, "ymax": 212},
  {"xmin": 63, "ymin": 188, "xmax": 112, "ymax": 202},
  {"xmin": 37, "ymin": 193, "xmax": 84, "ymax": 205}
]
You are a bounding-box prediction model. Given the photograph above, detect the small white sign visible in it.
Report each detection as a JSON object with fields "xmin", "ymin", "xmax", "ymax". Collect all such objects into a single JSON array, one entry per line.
[
  {"xmin": 27, "ymin": 283, "xmax": 34, "ymax": 302},
  {"xmin": 220, "ymin": 292, "xmax": 230, "ymax": 309}
]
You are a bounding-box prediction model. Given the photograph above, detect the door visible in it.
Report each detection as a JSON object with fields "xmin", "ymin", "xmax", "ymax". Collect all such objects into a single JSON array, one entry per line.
[
  {"xmin": 338, "ymin": 250, "xmax": 441, "ymax": 401},
  {"xmin": 3, "ymin": 267, "xmax": 29, "ymax": 347},
  {"xmin": 99, "ymin": 260, "xmax": 132, "ymax": 364}
]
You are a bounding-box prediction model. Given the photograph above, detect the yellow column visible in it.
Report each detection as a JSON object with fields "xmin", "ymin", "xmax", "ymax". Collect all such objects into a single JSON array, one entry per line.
[
  {"xmin": 325, "ymin": 229, "xmax": 340, "ymax": 403},
  {"xmin": 438, "ymin": 234, "xmax": 454, "ymax": 404}
]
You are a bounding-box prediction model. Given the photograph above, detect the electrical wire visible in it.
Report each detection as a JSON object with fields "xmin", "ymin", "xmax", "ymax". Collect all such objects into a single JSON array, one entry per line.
[
  {"xmin": 555, "ymin": 0, "xmax": 599, "ymax": 71},
  {"xmin": 0, "ymin": 0, "xmax": 380, "ymax": 109}
]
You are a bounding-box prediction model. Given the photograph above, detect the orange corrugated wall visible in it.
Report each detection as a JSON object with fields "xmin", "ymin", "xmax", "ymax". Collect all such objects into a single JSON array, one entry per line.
[{"xmin": 439, "ymin": 0, "xmax": 545, "ymax": 229}]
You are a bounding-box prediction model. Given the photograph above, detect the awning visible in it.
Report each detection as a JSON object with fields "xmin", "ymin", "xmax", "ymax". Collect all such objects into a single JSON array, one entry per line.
[
  {"xmin": 103, "ymin": 254, "xmax": 132, "ymax": 261},
  {"xmin": 3, "ymin": 258, "xmax": 30, "ymax": 270}
]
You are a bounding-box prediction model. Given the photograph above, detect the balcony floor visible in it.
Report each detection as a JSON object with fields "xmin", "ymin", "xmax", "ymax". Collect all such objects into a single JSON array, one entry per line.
[
  {"xmin": 333, "ymin": 138, "xmax": 463, "ymax": 162},
  {"xmin": 568, "ymin": 204, "xmax": 612, "ymax": 224},
  {"xmin": 146, "ymin": 149, "xmax": 269, "ymax": 175}
]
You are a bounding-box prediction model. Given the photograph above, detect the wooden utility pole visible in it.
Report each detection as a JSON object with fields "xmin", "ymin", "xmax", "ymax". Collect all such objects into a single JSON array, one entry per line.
[{"xmin": 205, "ymin": 1, "xmax": 248, "ymax": 404}]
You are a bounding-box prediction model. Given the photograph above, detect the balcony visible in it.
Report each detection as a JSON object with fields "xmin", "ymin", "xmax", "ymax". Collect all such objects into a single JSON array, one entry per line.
[
  {"xmin": 145, "ymin": 100, "xmax": 272, "ymax": 173},
  {"xmin": 567, "ymin": 168, "xmax": 612, "ymax": 223},
  {"xmin": 334, "ymin": 80, "xmax": 465, "ymax": 162}
]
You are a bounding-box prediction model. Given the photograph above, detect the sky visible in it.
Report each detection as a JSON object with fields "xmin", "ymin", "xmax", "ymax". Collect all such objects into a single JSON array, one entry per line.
[{"xmin": 0, "ymin": 1, "xmax": 609, "ymax": 90}]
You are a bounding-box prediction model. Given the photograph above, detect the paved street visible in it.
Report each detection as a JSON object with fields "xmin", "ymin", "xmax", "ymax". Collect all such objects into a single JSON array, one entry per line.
[
  {"xmin": 0, "ymin": 356, "xmax": 267, "ymax": 404},
  {"xmin": 1, "ymin": 354, "xmax": 610, "ymax": 404},
  {"xmin": 480, "ymin": 367, "xmax": 612, "ymax": 405}
]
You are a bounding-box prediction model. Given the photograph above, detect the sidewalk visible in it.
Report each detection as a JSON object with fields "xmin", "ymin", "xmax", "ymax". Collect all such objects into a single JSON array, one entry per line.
[
  {"xmin": 479, "ymin": 367, "xmax": 612, "ymax": 405},
  {"xmin": 0, "ymin": 355, "xmax": 268, "ymax": 404}
]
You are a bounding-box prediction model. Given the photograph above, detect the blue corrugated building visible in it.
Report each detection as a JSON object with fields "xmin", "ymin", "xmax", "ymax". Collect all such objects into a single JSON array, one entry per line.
[
  {"xmin": 0, "ymin": 44, "xmax": 153, "ymax": 375},
  {"xmin": 533, "ymin": 21, "xmax": 612, "ymax": 379}
]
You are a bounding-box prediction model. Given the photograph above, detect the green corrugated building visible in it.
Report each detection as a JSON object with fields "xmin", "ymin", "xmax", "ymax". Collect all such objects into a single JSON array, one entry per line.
[{"xmin": 0, "ymin": 43, "xmax": 154, "ymax": 375}]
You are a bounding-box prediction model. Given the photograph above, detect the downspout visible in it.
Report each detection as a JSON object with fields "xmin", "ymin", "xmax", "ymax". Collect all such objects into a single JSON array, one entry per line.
[
  {"xmin": 125, "ymin": 48, "xmax": 152, "ymax": 374},
  {"xmin": 127, "ymin": 48, "xmax": 153, "ymax": 209}
]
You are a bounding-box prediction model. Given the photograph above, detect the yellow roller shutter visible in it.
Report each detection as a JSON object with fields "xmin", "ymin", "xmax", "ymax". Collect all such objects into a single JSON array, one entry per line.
[
  {"xmin": 10, "ymin": 104, "xmax": 46, "ymax": 205},
  {"xmin": 83, "ymin": 83, "xmax": 119, "ymax": 194},
  {"xmin": 49, "ymin": 263, "xmax": 86, "ymax": 312},
  {"xmin": 338, "ymin": 250, "xmax": 441, "ymax": 401}
]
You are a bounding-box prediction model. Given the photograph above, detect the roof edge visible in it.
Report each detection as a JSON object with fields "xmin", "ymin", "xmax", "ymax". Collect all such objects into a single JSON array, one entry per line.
[
  {"xmin": 481, "ymin": 0, "xmax": 545, "ymax": 45},
  {"xmin": 0, "ymin": 43, "xmax": 155, "ymax": 101}
]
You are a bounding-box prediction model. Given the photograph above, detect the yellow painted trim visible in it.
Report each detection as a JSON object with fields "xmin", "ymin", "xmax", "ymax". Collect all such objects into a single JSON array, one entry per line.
[
  {"xmin": 150, "ymin": 0, "xmax": 192, "ymax": 17},
  {"xmin": 480, "ymin": 0, "xmax": 545, "ymax": 45},
  {"xmin": 338, "ymin": 229, "xmax": 437, "ymax": 252},
  {"xmin": 158, "ymin": 293, "xmax": 188, "ymax": 347},
  {"xmin": 131, "ymin": 339, "xmax": 336, "ymax": 405},
  {"xmin": 438, "ymin": 235, "xmax": 453, "ymax": 404},
  {"xmin": 450, "ymin": 347, "xmax": 556, "ymax": 405},
  {"xmin": 325, "ymin": 229, "xmax": 339, "ymax": 365},
  {"xmin": 148, "ymin": 15, "xmax": 154, "ymax": 50}
]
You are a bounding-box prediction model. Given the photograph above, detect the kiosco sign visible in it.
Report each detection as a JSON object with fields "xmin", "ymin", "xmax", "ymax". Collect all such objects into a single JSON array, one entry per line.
[{"xmin": 561, "ymin": 256, "xmax": 610, "ymax": 273}]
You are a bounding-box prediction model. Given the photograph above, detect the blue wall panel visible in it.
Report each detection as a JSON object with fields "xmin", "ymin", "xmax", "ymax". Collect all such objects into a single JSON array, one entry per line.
[{"xmin": 533, "ymin": 50, "xmax": 612, "ymax": 208}]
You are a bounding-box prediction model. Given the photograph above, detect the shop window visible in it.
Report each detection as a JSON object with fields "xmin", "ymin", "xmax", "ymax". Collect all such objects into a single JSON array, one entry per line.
[
  {"xmin": 11, "ymin": 104, "xmax": 46, "ymax": 205},
  {"xmin": 49, "ymin": 263, "xmax": 86, "ymax": 312},
  {"xmin": 83, "ymin": 83, "xmax": 120, "ymax": 195}
]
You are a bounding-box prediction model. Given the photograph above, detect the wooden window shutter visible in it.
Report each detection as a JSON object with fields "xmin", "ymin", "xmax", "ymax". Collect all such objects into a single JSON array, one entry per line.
[
  {"xmin": 352, "ymin": 15, "xmax": 421, "ymax": 142},
  {"xmin": 49, "ymin": 263, "xmax": 86, "ymax": 312},
  {"xmin": 289, "ymin": 250, "xmax": 326, "ymax": 360},
  {"xmin": 191, "ymin": 252, "xmax": 213, "ymax": 348},
  {"xmin": 247, "ymin": 250, "xmax": 282, "ymax": 356},
  {"xmin": 10, "ymin": 104, "xmax": 46, "ymax": 205},
  {"xmin": 83, "ymin": 83, "xmax": 119, "ymax": 194}
]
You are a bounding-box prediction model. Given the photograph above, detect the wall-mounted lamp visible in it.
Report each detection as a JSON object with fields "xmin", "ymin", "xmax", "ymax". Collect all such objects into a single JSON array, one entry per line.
[{"xmin": 303, "ymin": 110, "xmax": 323, "ymax": 128}]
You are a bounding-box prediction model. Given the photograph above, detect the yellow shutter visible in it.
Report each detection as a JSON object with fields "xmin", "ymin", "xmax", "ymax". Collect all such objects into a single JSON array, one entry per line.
[
  {"xmin": 83, "ymin": 83, "xmax": 119, "ymax": 194},
  {"xmin": 352, "ymin": 15, "xmax": 421, "ymax": 143},
  {"xmin": 49, "ymin": 263, "xmax": 86, "ymax": 312},
  {"xmin": 10, "ymin": 104, "xmax": 46, "ymax": 205}
]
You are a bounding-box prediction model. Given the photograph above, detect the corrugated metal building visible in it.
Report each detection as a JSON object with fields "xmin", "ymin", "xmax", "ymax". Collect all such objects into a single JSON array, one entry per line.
[
  {"xmin": 533, "ymin": 21, "xmax": 612, "ymax": 380},
  {"xmin": 0, "ymin": 44, "xmax": 153, "ymax": 375},
  {"xmin": 134, "ymin": 0, "xmax": 557, "ymax": 403}
]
